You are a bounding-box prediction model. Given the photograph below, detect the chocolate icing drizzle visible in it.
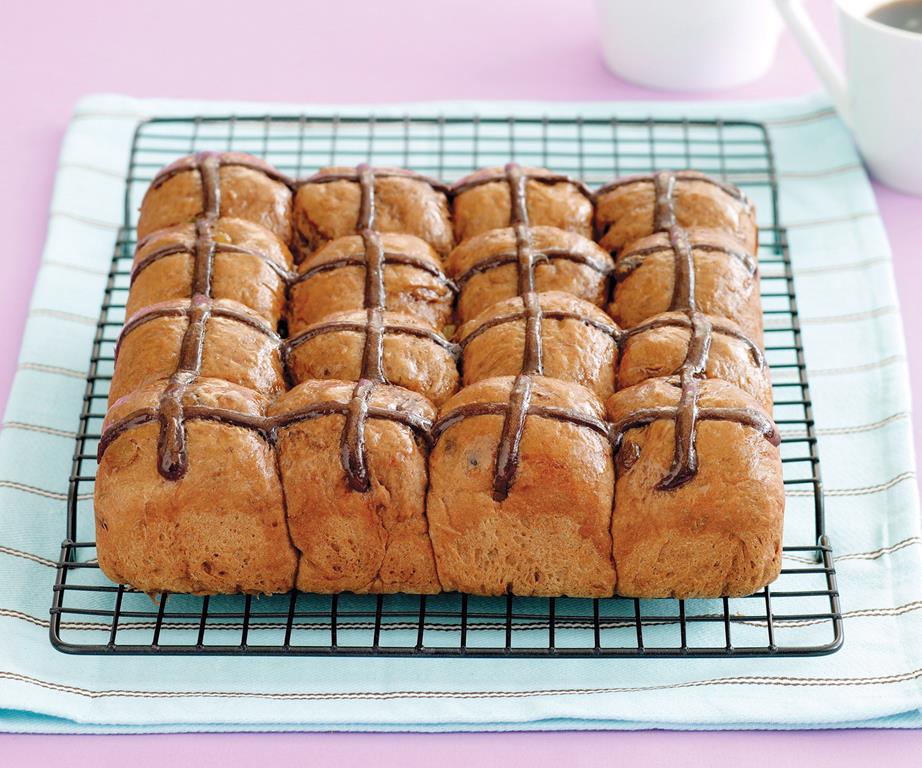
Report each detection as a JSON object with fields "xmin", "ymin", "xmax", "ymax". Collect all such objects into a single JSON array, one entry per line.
[
  {"xmin": 286, "ymin": 314, "xmax": 459, "ymax": 357},
  {"xmin": 453, "ymin": 248, "xmax": 611, "ymax": 290},
  {"xmin": 322, "ymin": 164, "xmax": 454, "ymax": 491},
  {"xmin": 293, "ymin": 251, "xmax": 455, "ymax": 288},
  {"xmin": 459, "ymin": 305, "xmax": 620, "ymax": 349},
  {"xmin": 653, "ymin": 170, "xmax": 678, "ymax": 231},
  {"xmin": 617, "ymin": 221, "xmax": 776, "ymax": 491},
  {"xmin": 99, "ymin": 400, "xmax": 433, "ymax": 468},
  {"xmin": 615, "ymin": 241, "xmax": 757, "ymax": 280},
  {"xmin": 442, "ymin": 164, "xmax": 612, "ymax": 500},
  {"xmin": 445, "ymin": 166, "xmax": 774, "ymax": 498},
  {"xmin": 115, "ymin": 299, "xmax": 280, "ymax": 361},
  {"xmin": 105, "ymin": 161, "xmax": 452, "ymax": 489},
  {"xmin": 153, "ymin": 153, "xmax": 223, "ymax": 480},
  {"xmin": 110, "ymin": 154, "xmax": 777, "ymax": 500},
  {"xmin": 131, "ymin": 237, "xmax": 296, "ymax": 288}
]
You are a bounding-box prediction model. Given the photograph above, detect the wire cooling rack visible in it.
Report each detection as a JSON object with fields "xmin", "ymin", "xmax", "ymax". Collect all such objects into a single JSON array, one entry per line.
[{"xmin": 50, "ymin": 113, "xmax": 843, "ymax": 657}]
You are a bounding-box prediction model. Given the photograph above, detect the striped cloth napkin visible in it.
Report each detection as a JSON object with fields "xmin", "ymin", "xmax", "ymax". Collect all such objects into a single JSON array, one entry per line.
[{"xmin": 0, "ymin": 93, "xmax": 919, "ymax": 733}]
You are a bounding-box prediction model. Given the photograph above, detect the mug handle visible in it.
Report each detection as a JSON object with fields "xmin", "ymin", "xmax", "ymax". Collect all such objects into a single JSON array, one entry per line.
[{"xmin": 774, "ymin": 0, "xmax": 851, "ymax": 126}]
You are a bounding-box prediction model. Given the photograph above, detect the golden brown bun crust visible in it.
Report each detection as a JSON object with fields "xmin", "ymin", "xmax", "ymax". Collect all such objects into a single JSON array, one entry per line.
[
  {"xmin": 138, "ymin": 153, "xmax": 292, "ymax": 242},
  {"xmin": 269, "ymin": 381, "xmax": 440, "ymax": 594},
  {"xmin": 128, "ymin": 218, "xmax": 293, "ymax": 327},
  {"xmin": 606, "ymin": 378, "xmax": 782, "ymax": 598},
  {"xmin": 109, "ymin": 298, "xmax": 284, "ymax": 405},
  {"xmin": 612, "ymin": 227, "xmax": 763, "ymax": 343},
  {"xmin": 427, "ymin": 376, "xmax": 616, "ymax": 597},
  {"xmin": 288, "ymin": 233, "xmax": 454, "ymax": 333},
  {"xmin": 95, "ymin": 378, "xmax": 297, "ymax": 595},
  {"xmin": 618, "ymin": 311, "xmax": 772, "ymax": 411},
  {"xmin": 457, "ymin": 291, "xmax": 619, "ymax": 401},
  {"xmin": 595, "ymin": 174, "xmax": 757, "ymax": 254},
  {"xmin": 287, "ymin": 309, "xmax": 459, "ymax": 406},
  {"xmin": 451, "ymin": 166, "xmax": 593, "ymax": 242},
  {"xmin": 295, "ymin": 167, "xmax": 453, "ymax": 258},
  {"xmin": 446, "ymin": 226, "xmax": 614, "ymax": 325}
]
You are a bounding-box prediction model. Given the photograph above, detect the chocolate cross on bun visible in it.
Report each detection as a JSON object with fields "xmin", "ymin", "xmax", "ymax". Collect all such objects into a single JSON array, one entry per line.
[
  {"xmin": 457, "ymin": 290, "xmax": 620, "ymax": 401},
  {"xmin": 286, "ymin": 307, "xmax": 460, "ymax": 406},
  {"xmin": 447, "ymin": 225, "xmax": 613, "ymax": 325}
]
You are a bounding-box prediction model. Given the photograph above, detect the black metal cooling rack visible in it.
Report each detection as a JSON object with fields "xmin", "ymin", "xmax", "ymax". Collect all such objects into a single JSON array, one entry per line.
[{"xmin": 50, "ymin": 113, "xmax": 843, "ymax": 657}]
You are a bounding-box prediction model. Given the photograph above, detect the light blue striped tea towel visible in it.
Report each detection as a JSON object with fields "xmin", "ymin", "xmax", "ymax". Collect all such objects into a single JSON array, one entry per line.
[{"xmin": 0, "ymin": 93, "xmax": 919, "ymax": 732}]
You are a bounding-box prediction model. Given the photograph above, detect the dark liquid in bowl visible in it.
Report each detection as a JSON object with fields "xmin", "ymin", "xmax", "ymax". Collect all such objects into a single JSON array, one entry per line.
[{"xmin": 868, "ymin": 0, "xmax": 922, "ymax": 33}]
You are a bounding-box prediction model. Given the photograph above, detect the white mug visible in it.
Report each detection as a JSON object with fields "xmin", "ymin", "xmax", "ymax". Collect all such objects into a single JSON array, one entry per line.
[
  {"xmin": 776, "ymin": 0, "xmax": 922, "ymax": 195},
  {"xmin": 594, "ymin": 0, "xmax": 783, "ymax": 90}
]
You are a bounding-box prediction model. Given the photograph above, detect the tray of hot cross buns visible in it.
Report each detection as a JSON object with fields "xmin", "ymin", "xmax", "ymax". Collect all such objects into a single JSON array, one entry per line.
[{"xmin": 53, "ymin": 113, "xmax": 840, "ymax": 657}]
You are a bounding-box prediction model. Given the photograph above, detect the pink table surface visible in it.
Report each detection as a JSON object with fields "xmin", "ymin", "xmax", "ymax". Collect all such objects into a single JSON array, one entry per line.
[{"xmin": 1, "ymin": 0, "xmax": 920, "ymax": 763}]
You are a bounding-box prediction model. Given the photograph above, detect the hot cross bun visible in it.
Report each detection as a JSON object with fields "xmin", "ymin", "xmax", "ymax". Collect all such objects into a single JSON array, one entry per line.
[
  {"xmin": 451, "ymin": 164, "xmax": 594, "ymax": 242},
  {"xmin": 427, "ymin": 375, "xmax": 616, "ymax": 597},
  {"xmin": 138, "ymin": 151, "xmax": 293, "ymax": 242},
  {"xmin": 607, "ymin": 378, "xmax": 783, "ymax": 598},
  {"xmin": 295, "ymin": 165, "xmax": 453, "ymax": 258},
  {"xmin": 270, "ymin": 380, "xmax": 440, "ymax": 594},
  {"xmin": 286, "ymin": 308, "xmax": 460, "ymax": 406},
  {"xmin": 109, "ymin": 297, "xmax": 285, "ymax": 405},
  {"xmin": 288, "ymin": 232, "xmax": 455, "ymax": 333},
  {"xmin": 95, "ymin": 378, "xmax": 298, "ymax": 595},
  {"xmin": 446, "ymin": 225, "xmax": 613, "ymax": 325},
  {"xmin": 456, "ymin": 290, "xmax": 619, "ymax": 401},
  {"xmin": 128, "ymin": 218, "xmax": 293, "ymax": 327},
  {"xmin": 612, "ymin": 226, "xmax": 763, "ymax": 343},
  {"xmin": 595, "ymin": 170, "xmax": 757, "ymax": 254}
]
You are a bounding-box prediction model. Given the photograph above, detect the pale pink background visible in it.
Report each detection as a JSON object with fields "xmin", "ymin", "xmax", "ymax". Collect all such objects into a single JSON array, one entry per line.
[{"xmin": 1, "ymin": 0, "xmax": 920, "ymax": 763}]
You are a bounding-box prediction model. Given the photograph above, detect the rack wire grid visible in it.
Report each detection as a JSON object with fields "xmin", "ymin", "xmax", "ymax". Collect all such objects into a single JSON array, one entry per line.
[{"xmin": 51, "ymin": 112, "xmax": 843, "ymax": 657}]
